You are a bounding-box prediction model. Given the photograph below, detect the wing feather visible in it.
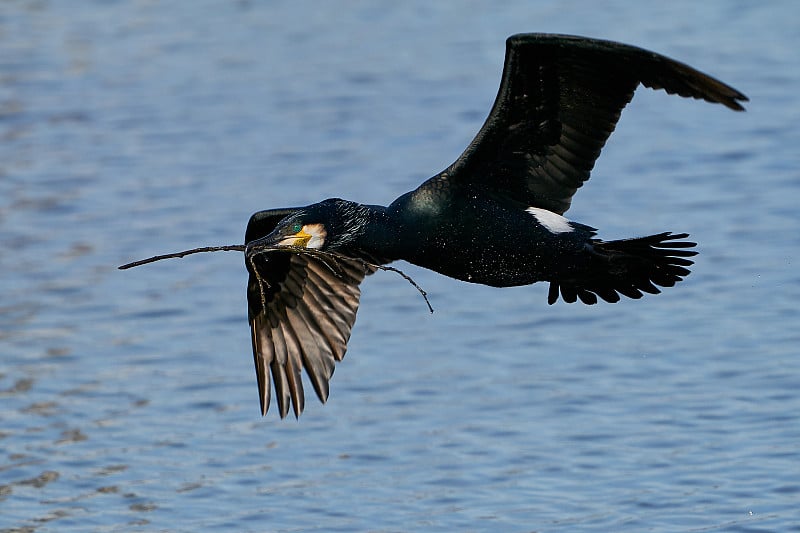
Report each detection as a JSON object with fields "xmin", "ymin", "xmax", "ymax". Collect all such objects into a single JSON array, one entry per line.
[
  {"xmin": 420, "ymin": 33, "xmax": 746, "ymax": 214},
  {"xmin": 246, "ymin": 250, "xmax": 368, "ymax": 418},
  {"xmin": 250, "ymin": 315, "xmax": 272, "ymax": 416}
]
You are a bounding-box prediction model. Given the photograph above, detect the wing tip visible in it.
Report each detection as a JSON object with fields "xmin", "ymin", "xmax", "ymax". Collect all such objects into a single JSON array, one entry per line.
[
  {"xmin": 726, "ymin": 93, "xmax": 749, "ymax": 112},
  {"xmin": 505, "ymin": 32, "xmax": 749, "ymax": 113}
]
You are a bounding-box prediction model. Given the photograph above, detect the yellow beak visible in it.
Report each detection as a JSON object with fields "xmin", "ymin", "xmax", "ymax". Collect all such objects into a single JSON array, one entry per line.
[{"xmin": 279, "ymin": 229, "xmax": 312, "ymax": 248}]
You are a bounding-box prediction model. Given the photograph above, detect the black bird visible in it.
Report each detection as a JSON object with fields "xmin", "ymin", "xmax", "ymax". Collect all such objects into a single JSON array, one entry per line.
[
  {"xmin": 124, "ymin": 34, "xmax": 747, "ymax": 419},
  {"xmin": 241, "ymin": 34, "xmax": 747, "ymax": 418}
]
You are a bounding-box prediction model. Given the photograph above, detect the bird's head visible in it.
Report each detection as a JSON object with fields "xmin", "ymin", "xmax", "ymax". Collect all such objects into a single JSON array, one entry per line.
[{"xmin": 246, "ymin": 199, "xmax": 369, "ymax": 255}]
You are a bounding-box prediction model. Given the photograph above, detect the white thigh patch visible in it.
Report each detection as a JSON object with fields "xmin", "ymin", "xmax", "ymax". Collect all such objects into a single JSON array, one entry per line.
[{"xmin": 526, "ymin": 207, "xmax": 574, "ymax": 234}]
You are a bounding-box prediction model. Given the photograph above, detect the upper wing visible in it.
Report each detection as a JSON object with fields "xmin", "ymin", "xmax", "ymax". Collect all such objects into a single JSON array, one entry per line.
[
  {"xmin": 245, "ymin": 244, "xmax": 368, "ymax": 421},
  {"xmin": 439, "ymin": 33, "xmax": 748, "ymax": 214}
]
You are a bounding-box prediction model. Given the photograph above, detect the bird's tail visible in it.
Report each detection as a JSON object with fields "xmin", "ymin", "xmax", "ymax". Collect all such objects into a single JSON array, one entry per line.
[{"xmin": 548, "ymin": 232, "xmax": 698, "ymax": 305}]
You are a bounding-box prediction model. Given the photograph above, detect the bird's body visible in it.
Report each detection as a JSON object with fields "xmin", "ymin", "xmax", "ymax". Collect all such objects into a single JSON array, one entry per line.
[
  {"xmin": 122, "ymin": 33, "xmax": 747, "ymax": 419},
  {"xmin": 387, "ymin": 187, "xmax": 593, "ymax": 287}
]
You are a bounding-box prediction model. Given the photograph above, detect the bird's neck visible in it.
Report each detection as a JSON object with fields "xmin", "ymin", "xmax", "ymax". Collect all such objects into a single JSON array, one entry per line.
[
  {"xmin": 336, "ymin": 183, "xmax": 450, "ymax": 264},
  {"xmin": 337, "ymin": 202, "xmax": 404, "ymax": 264}
]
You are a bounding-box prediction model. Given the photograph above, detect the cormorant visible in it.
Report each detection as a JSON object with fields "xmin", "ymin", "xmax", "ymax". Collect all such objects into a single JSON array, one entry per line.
[{"xmin": 122, "ymin": 34, "xmax": 747, "ymax": 419}]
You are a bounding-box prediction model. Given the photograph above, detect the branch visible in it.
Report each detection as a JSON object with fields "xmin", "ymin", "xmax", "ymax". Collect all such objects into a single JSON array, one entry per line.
[
  {"xmin": 119, "ymin": 244, "xmax": 434, "ymax": 313},
  {"xmin": 118, "ymin": 245, "xmax": 246, "ymax": 270}
]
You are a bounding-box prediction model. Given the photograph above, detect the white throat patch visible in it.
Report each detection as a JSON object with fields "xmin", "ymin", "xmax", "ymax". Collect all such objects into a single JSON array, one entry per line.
[
  {"xmin": 303, "ymin": 223, "xmax": 327, "ymax": 249},
  {"xmin": 526, "ymin": 207, "xmax": 574, "ymax": 234}
]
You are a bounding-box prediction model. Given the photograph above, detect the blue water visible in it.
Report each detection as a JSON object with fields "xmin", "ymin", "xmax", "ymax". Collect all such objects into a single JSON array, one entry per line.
[{"xmin": 1, "ymin": 1, "xmax": 798, "ymax": 531}]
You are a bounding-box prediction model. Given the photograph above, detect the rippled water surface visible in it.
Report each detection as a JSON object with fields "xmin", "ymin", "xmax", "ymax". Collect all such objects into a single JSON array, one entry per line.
[{"xmin": 2, "ymin": 1, "xmax": 799, "ymax": 531}]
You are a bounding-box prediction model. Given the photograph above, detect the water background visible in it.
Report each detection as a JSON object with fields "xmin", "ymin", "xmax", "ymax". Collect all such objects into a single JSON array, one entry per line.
[{"xmin": 1, "ymin": 1, "xmax": 799, "ymax": 531}]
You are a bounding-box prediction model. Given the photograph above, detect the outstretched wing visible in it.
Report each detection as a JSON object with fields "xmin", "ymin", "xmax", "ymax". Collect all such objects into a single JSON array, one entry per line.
[
  {"xmin": 245, "ymin": 245, "xmax": 368, "ymax": 419},
  {"xmin": 439, "ymin": 33, "xmax": 747, "ymax": 214}
]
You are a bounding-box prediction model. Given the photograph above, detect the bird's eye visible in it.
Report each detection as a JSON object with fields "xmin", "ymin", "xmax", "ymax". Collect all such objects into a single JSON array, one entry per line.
[{"xmin": 291, "ymin": 223, "xmax": 303, "ymax": 233}]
